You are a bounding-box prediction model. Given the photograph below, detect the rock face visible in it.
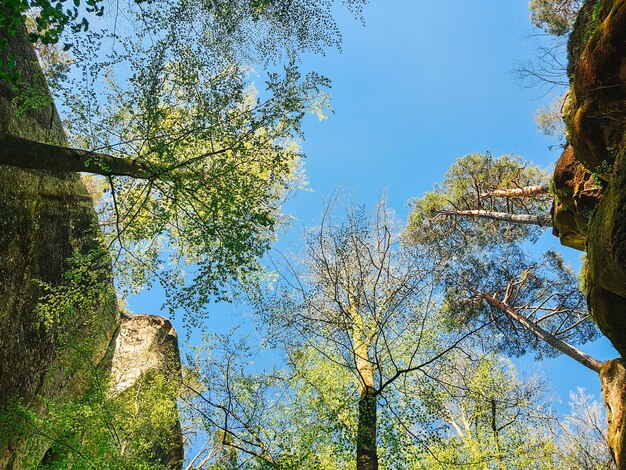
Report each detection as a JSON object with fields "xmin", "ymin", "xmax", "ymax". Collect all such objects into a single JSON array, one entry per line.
[
  {"xmin": 0, "ymin": 26, "xmax": 119, "ymax": 468},
  {"xmin": 602, "ymin": 359, "xmax": 626, "ymax": 469},
  {"xmin": 108, "ymin": 315, "xmax": 184, "ymax": 468},
  {"xmin": 554, "ymin": 1, "xmax": 626, "ymax": 466},
  {"xmin": 552, "ymin": 144, "xmax": 602, "ymax": 251},
  {"xmin": 553, "ymin": 0, "xmax": 626, "ymax": 354},
  {"xmin": 556, "ymin": 0, "xmax": 626, "ymax": 358},
  {"xmin": 0, "ymin": 28, "xmax": 183, "ymax": 469}
]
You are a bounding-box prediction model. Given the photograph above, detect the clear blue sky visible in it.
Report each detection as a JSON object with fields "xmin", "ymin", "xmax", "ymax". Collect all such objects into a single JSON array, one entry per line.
[{"xmin": 129, "ymin": 0, "xmax": 617, "ymax": 413}]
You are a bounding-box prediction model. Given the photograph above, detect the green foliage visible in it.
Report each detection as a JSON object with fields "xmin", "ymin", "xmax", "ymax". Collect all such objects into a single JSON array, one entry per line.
[
  {"xmin": 29, "ymin": 0, "xmax": 376, "ymax": 324},
  {"xmin": 182, "ymin": 330, "xmax": 577, "ymax": 469},
  {"xmin": 33, "ymin": 247, "xmax": 114, "ymax": 331},
  {"xmin": 534, "ymin": 94, "xmax": 567, "ymax": 141},
  {"xmin": 406, "ymin": 153, "xmax": 551, "ymax": 249},
  {"xmin": 11, "ymin": 77, "xmax": 54, "ymax": 115},
  {"xmin": 0, "ymin": 0, "xmax": 101, "ymax": 47},
  {"xmin": 186, "ymin": 199, "xmax": 513, "ymax": 467},
  {"xmin": 406, "ymin": 154, "xmax": 600, "ymax": 362},
  {"xmin": 0, "ymin": 0, "xmax": 376, "ymax": 323},
  {"xmin": 179, "ymin": 198, "xmax": 605, "ymax": 468},
  {"xmin": 414, "ymin": 350, "xmax": 560, "ymax": 469},
  {"xmin": 556, "ymin": 388, "xmax": 615, "ymax": 469},
  {"xmin": 444, "ymin": 244, "xmax": 599, "ymax": 359},
  {"xmin": 582, "ymin": 0, "xmax": 603, "ymax": 45},
  {"xmin": 2, "ymin": 366, "xmax": 180, "ymax": 469},
  {"xmin": 529, "ymin": 0, "xmax": 583, "ymax": 36},
  {"xmin": 183, "ymin": 333, "xmax": 357, "ymax": 468},
  {"xmin": 0, "ymin": 0, "xmax": 368, "ymax": 58}
]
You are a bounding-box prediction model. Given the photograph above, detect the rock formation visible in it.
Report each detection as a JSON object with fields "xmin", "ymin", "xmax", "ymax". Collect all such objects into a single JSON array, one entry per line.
[
  {"xmin": 0, "ymin": 27, "xmax": 183, "ymax": 469},
  {"xmin": 602, "ymin": 359, "xmax": 626, "ymax": 467},
  {"xmin": 553, "ymin": 0, "xmax": 626, "ymax": 466},
  {"xmin": 108, "ymin": 315, "xmax": 184, "ymax": 467}
]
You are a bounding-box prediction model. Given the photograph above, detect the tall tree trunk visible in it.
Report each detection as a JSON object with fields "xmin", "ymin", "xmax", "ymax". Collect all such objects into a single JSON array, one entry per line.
[
  {"xmin": 490, "ymin": 398, "xmax": 506, "ymax": 470},
  {"xmin": 478, "ymin": 293, "xmax": 602, "ymax": 373},
  {"xmin": 437, "ymin": 209, "xmax": 552, "ymax": 227},
  {"xmin": 350, "ymin": 300, "xmax": 378, "ymax": 470}
]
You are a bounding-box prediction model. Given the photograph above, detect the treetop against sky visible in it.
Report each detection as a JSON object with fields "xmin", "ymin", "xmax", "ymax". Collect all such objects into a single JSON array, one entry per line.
[{"xmin": 17, "ymin": 0, "xmax": 610, "ymax": 431}]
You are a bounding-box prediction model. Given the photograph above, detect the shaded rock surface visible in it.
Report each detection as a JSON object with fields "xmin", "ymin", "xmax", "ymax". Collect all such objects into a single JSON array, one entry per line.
[
  {"xmin": 552, "ymin": 144, "xmax": 602, "ymax": 250},
  {"xmin": 553, "ymin": 0, "xmax": 626, "ymax": 355},
  {"xmin": 555, "ymin": 0, "xmax": 626, "ymax": 355},
  {"xmin": 0, "ymin": 27, "xmax": 183, "ymax": 469},
  {"xmin": 602, "ymin": 359, "xmax": 626, "ymax": 469},
  {"xmin": 0, "ymin": 26, "xmax": 119, "ymax": 469},
  {"xmin": 556, "ymin": 1, "xmax": 626, "ymax": 467}
]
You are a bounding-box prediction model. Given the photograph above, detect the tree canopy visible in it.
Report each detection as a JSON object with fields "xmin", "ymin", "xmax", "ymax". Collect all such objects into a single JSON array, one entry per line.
[
  {"xmin": 406, "ymin": 153, "xmax": 552, "ymax": 251},
  {"xmin": 406, "ymin": 153, "xmax": 602, "ymax": 372},
  {"xmin": 0, "ymin": 0, "xmax": 378, "ymax": 322}
]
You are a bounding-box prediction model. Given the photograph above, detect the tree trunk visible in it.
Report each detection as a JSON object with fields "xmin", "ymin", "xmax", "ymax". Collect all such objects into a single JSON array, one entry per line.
[
  {"xmin": 437, "ymin": 209, "xmax": 552, "ymax": 227},
  {"xmin": 357, "ymin": 390, "xmax": 378, "ymax": 470},
  {"xmin": 478, "ymin": 293, "xmax": 602, "ymax": 373},
  {"xmin": 484, "ymin": 184, "xmax": 550, "ymax": 198},
  {"xmin": 490, "ymin": 398, "xmax": 506, "ymax": 470},
  {"xmin": 350, "ymin": 299, "xmax": 378, "ymax": 470},
  {"xmin": 0, "ymin": 133, "xmax": 154, "ymax": 178}
]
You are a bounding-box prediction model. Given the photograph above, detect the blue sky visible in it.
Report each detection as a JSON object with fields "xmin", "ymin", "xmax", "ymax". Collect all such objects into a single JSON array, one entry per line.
[{"xmin": 129, "ymin": 0, "xmax": 617, "ymax": 414}]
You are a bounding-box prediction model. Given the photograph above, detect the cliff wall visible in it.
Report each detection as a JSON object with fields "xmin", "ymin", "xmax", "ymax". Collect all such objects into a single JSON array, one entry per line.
[
  {"xmin": 0, "ymin": 27, "xmax": 183, "ymax": 469},
  {"xmin": 553, "ymin": 1, "xmax": 626, "ymax": 466}
]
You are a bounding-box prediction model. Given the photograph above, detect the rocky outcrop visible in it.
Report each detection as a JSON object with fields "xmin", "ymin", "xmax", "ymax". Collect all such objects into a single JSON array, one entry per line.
[
  {"xmin": 602, "ymin": 359, "xmax": 626, "ymax": 468},
  {"xmin": 557, "ymin": 0, "xmax": 626, "ymax": 356},
  {"xmin": 108, "ymin": 315, "xmax": 184, "ymax": 468},
  {"xmin": 0, "ymin": 26, "xmax": 119, "ymax": 468},
  {"xmin": 0, "ymin": 27, "xmax": 183, "ymax": 469},
  {"xmin": 555, "ymin": 0, "xmax": 626, "ymax": 466},
  {"xmin": 552, "ymin": 144, "xmax": 602, "ymax": 250}
]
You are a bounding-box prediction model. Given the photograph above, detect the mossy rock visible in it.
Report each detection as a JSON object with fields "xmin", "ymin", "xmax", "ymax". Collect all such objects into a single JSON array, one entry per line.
[
  {"xmin": 601, "ymin": 358, "xmax": 626, "ymax": 468},
  {"xmin": 560, "ymin": 0, "xmax": 626, "ymax": 358}
]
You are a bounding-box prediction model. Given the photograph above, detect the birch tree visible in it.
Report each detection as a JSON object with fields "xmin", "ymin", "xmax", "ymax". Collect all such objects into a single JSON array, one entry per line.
[{"xmin": 243, "ymin": 197, "xmax": 487, "ymax": 469}]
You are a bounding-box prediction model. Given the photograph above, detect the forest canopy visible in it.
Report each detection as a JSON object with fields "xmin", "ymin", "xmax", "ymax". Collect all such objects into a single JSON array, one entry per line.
[{"xmin": 0, "ymin": 0, "xmax": 620, "ymax": 469}]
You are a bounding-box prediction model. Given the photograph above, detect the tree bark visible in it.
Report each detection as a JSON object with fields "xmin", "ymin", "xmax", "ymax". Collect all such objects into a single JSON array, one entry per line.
[
  {"xmin": 350, "ymin": 299, "xmax": 378, "ymax": 470},
  {"xmin": 0, "ymin": 134, "xmax": 153, "ymax": 178},
  {"xmin": 484, "ymin": 184, "xmax": 550, "ymax": 198},
  {"xmin": 478, "ymin": 293, "xmax": 602, "ymax": 373},
  {"xmin": 438, "ymin": 209, "xmax": 552, "ymax": 227},
  {"xmin": 357, "ymin": 390, "xmax": 378, "ymax": 470}
]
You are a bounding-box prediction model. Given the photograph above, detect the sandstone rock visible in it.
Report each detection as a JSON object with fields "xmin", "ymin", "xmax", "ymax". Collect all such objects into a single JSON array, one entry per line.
[
  {"xmin": 0, "ymin": 27, "xmax": 120, "ymax": 469},
  {"xmin": 601, "ymin": 359, "xmax": 626, "ymax": 469},
  {"xmin": 558, "ymin": 0, "xmax": 626, "ymax": 355},
  {"xmin": 552, "ymin": 144, "xmax": 604, "ymax": 250},
  {"xmin": 0, "ymin": 28, "xmax": 183, "ymax": 469},
  {"xmin": 108, "ymin": 315, "xmax": 184, "ymax": 468},
  {"xmin": 563, "ymin": 3, "xmax": 626, "ymax": 465}
]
